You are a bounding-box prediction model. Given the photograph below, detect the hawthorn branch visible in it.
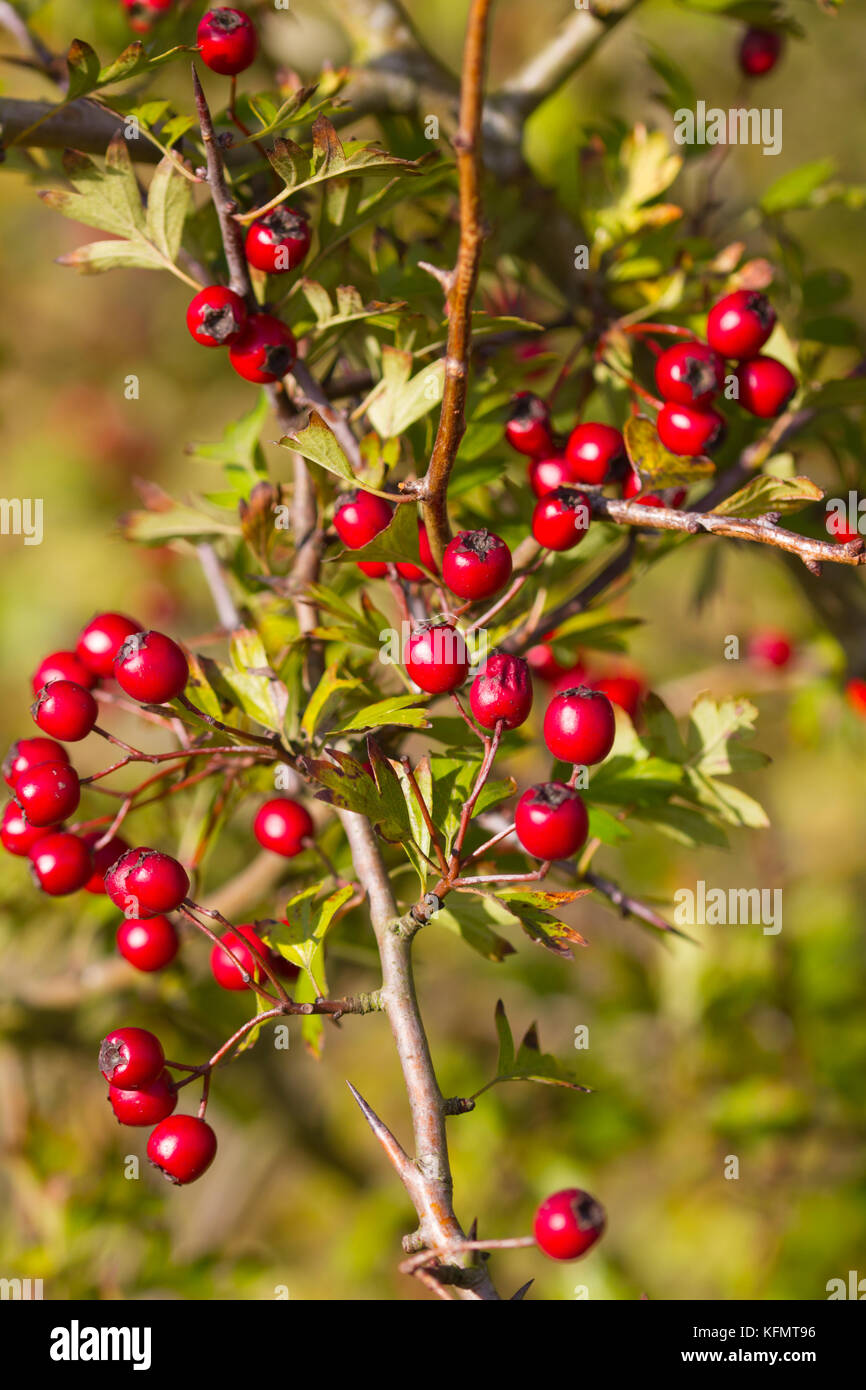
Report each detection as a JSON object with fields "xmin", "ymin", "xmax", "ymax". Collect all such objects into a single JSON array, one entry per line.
[{"xmin": 191, "ymin": 64, "xmax": 252, "ymax": 300}]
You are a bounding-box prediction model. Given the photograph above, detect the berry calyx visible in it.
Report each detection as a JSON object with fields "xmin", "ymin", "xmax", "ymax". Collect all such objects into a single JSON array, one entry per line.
[
  {"xmin": 442, "ymin": 530, "xmax": 512, "ymax": 601},
  {"xmin": 32, "ymin": 650, "xmax": 96, "ymax": 694},
  {"xmin": 116, "ymin": 915, "xmax": 180, "ymax": 971},
  {"xmin": 706, "ymin": 290, "xmax": 775, "ymax": 360},
  {"xmin": 528, "ymin": 454, "xmax": 573, "ymax": 498},
  {"xmin": 543, "ymin": 686, "xmax": 616, "ymax": 765},
  {"xmin": 531, "ymin": 488, "xmax": 591, "ymax": 551},
  {"xmin": 654, "ymin": 340, "xmax": 725, "ymax": 408},
  {"xmin": 514, "ymin": 782, "xmax": 589, "ymax": 860},
  {"xmin": 99, "ymin": 1026, "xmax": 165, "ymax": 1089},
  {"xmin": 734, "ymin": 355, "xmax": 797, "ymax": 418},
  {"xmin": 505, "ymin": 392, "xmax": 554, "ymax": 458},
  {"xmin": 229, "ymin": 312, "xmax": 297, "ymax": 383},
  {"xmin": 396, "ymin": 523, "xmax": 438, "ymax": 582},
  {"xmin": 253, "ymin": 798, "xmax": 314, "ymax": 858},
  {"xmin": 565, "ymin": 423, "xmax": 625, "ymax": 485},
  {"xmin": 245, "ymin": 208, "xmax": 311, "ymax": 274},
  {"xmin": 76, "ymin": 611, "xmax": 142, "ymax": 679},
  {"xmin": 3, "ymin": 736, "xmax": 70, "ymax": 789},
  {"xmin": 748, "ymin": 630, "xmax": 792, "ymax": 669},
  {"xmin": 210, "ymin": 923, "xmax": 270, "ymax": 990},
  {"xmin": 104, "ymin": 847, "xmax": 190, "ymax": 918},
  {"xmin": 147, "ymin": 1115, "xmax": 217, "ymax": 1185},
  {"xmin": 739, "ymin": 27, "xmax": 782, "ymax": 78},
  {"xmin": 1, "ymin": 801, "xmax": 53, "ymax": 856},
  {"xmin": 14, "ymin": 762, "xmax": 80, "ymax": 827},
  {"xmin": 405, "ymin": 622, "xmax": 470, "ymax": 695},
  {"xmin": 657, "ymin": 402, "xmax": 726, "ymax": 456},
  {"xmin": 82, "ymin": 833, "xmax": 132, "ymax": 894},
  {"xmin": 29, "ymin": 832, "xmax": 93, "ymax": 895},
  {"xmin": 196, "ymin": 7, "xmax": 257, "ymax": 76},
  {"xmin": 109, "ymin": 1070, "xmax": 177, "ymax": 1127},
  {"xmin": 31, "ymin": 681, "xmax": 98, "ymax": 742},
  {"xmin": 113, "ymin": 630, "xmax": 189, "ymax": 704},
  {"xmin": 534, "ymin": 1188, "xmax": 606, "ymax": 1260},
  {"xmin": 469, "ymin": 652, "xmax": 533, "ymax": 731},
  {"xmin": 186, "ymin": 286, "xmax": 248, "ymax": 348}
]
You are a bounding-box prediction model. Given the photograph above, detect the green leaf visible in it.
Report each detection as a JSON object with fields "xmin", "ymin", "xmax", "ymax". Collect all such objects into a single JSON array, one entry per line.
[
  {"xmin": 281, "ymin": 410, "xmax": 355, "ymax": 485},
  {"xmin": 55, "ymin": 240, "xmax": 165, "ymax": 274},
  {"xmin": 685, "ymin": 695, "xmax": 765, "ymax": 777},
  {"xmin": 327, "ymin": 693, "xmax": 430, "ymax": 734},
  {"xmin": 801, "ymin": 377, "xmax": 866, "ymax": 410},
  {"xmin": 66, "ymin": 39, "xmax": 101, "ymax": 101},
  {"xmin": 266, "ymin": 115, "xmax": 420, "ymax": 198},
  {"xmin": 145, "ymin": 154, "xmax": 191, "ymax": 260},
  {"xmin": 120, "ymin": 501, "xmax": 240, "ymax": 543},
  {"xmin": 711, "ymin": 473, "xmax": 824, "ymax": 519},
  {"xmin": 490, "ymin": 1005, "xmax": 590, "ymax": 1092},
  {"xmin": 219, "ymin": 630, "xmax": 288, "ymax": 732},
  {"xmin": 494, "ymin": 999, "xmax": 515, "ymax": 1072},
  {"xmin": 490, "ymin": 887, "xmax": 591, "ymax": 958},
  {"xmin": 624, "ymin": 414, "xmax": 715, "ymax": 486},
  {"xmin": 761, "ymin": 159, "xmax": 836, "ymax": 215},
  {"xmin": 299, "ymin": 749, "xmax": 410, "ymax": 843},
  {"xmin": 364, "ymin": 350, "xmax": 445, "ymax": 439},
  {"xmin": 301, "ymin": 664, "xmax": 363, "ymax": 738},
  {"xmin": 97, "ymin": 41, "xmax": 146, "ymax": 87},
  {"xmin": 436, "ymin": 898, "xmax": 516, "ymax": 962},
  {"xmin": 41, "ymin": 144, "xmax": 145, "ymax": 238},
  {"xmin": 188, "ymin": 390, "xmax": 270, "ymax": 477}
]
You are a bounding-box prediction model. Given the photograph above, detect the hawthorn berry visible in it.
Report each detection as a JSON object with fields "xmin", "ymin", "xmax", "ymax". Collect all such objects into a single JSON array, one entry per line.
[
  {"xmin": 532, "ymin": 488, "xmax": 591, "ymax": 551},
  {"xmin": 1, "ymin": 801, "xmax": 53, "ymax": 856},
  {"xmin": 253, "ymin": 798, "xmax": 314, "ymax": 858},
  {"xmin": 117, "ymin": 916, "xmax": 180, "ymax": 972},
  {"xmin": 83, "ymin": 833, "xmax": 132, "ymax": 894},
  {"xmin": 734, "ymin": 356, "xmax": 797, "ymax": 418},
  {"xmin": 196, "ymin": 7, "xmax": 257, "ymax": 76},
  {"xmin": 543, "ymin": 686, "xmax": 616, "ymax": 765},
  {"xmin": 592, "ymin": 674, "xmax": 644, "ymax": 721},
  {"xmin": 113, "ymin": 630, "xmax": 189, "ymax": 704},
  {"xmin": 32, "ymin": 650, "xmax": 96, "ymax": 694},
  {"xmin": 442, "ymin": 530, "xmax": 512, "ymax": 601},
  {"xmin": 186, "ymin": 286, "xmax": 248, "ymax": 348},
  {"xmin": 552, "ymin": 662, "xmax": 589, "ymax": 696},
  {"xmin": 621, "ymin": 468, "xmax": 643, "ymax": 500},
  {"xmin": 515, "ymin": 782, "xmax": 589, "ymax": 860},
  {"xmin": 269, "ymin": 946, "xmax": 301, "ymax": 983},
  {"xmin": 405, "ymin": 622, "xmax": 470, "ymax": 694},
  {"xmin": 657, "ymin": 402, "xmax": 725, "ymax": 457},
  {"xmin": 76, "ymin": 611, "xmax": 143, "ymax": 679},
  {"xmin": 109, "ymin": 1070, "xmax": 177, "ymax": 1127},
  {"xmin": 748, "ymin": 630, "xmax": 792, "ymax": 669},
  {"xmin": 527, "ymin": 640, "xmax": 568, "ymax": 683},
  {"xmin": 99, "ymin": 1027, "xmax": 165, "ymax": 1089},
  {"xmin": 104, "ymin": 848, "xmax": 190, "ymax": 918},
  {"xmin": 655, "ymin": 340, "xmax": 724, "ymax": 408},
  {"xmin": 3, "ymin": 736, "xmax": 69, "ymax": 789},
  {"xmin": 826, "ymin": 508, "xmax": 859, "ymax": 544},
  {"xmin": 739, "ymin": 27, "xmax": 782, "ymax": 78},
  {"xmin": 528, "ymin": 454, "xmax": 573, "ymax": 499},
  {"xmin": 334, "ymin": 490, "xmax": 393, "ymax": 548},
  {"xmin": 469, "ymin": 653, "xmax": 533, "ymax": 731},
  {"xmin": 147, "ymin": 1114, "xmax": 217, "ymax": 1185},
  {"xmin": 706, "ymin": 290, "xmax": 775, "ymax": 360},
  {"xmin": 565, "ymin": 423, "xmax": 625, "ymax": 485},
  {"xmin": 31, "ymin": 680, "xmax": 98, "ymax": 742},
  {"xmin": 229, "ymin": 312, "xmax": 297, "ymax": 383},
  {"xmin": 245, "ymin": 208, "xmax": 311, "ymax": 274},
  {"xmin": 396, "ymin": 523, "xmax": 437, "ymax": 582},
  {"xmin": 534, "ymin": 1188, "xmax": 606, "ymax": 1261},
  {"xmin": 210, "ymin": 924, "xmax": 271, "ymax": 990},
  {"xmin": 123, "ymin": 0, "xmax": 174, "ymax": 34},
  {"xmin": 15, "ymin": 762, "xmax": 80, "ymax": 827},
  {"xmin": 505, "ymin": 392, "xmax": 554, "ymax": 458},
  {"xmin": 845, "ymin": 678, "xmax": 866, "ymax": 717},
  {"xmin": 30, "ymin": 832, "xmax": 93, "ymax": 895}
]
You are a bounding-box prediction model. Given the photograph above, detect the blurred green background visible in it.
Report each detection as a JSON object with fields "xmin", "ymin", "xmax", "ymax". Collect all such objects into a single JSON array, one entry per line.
[{"xmin": 1, "ymin": 0, "xmax": 865, "ymax": 1301}]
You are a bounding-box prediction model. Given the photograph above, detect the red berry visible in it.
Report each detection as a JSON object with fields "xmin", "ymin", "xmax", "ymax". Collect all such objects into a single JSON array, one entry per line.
[
  {"xmin": 104, "ymin": 847, "xmax": 190, "ymax": 918},
  {"xmin": 405, "ymin": 622, "xmax": 470, "ymax": 695},
  {"xmin": 15, "ymin": 762, "xmax": 80, "ymax": 827},
  {"xmin": 83, "ymin": 833, "xmax": 132, "ymax": 894},
  {"xmin": 1, "ymin": 801, "xmax": 55, "ymax": 856},
  {"xmin": 334, "ymin": 490, "xmax": 393, "ymax": 549},
  {"xmin": 396, "ymin": 523, "xmax": 438, "ymax": 582},
  {"xmin": 100, "ymin": 1027, "xmax": 165, "ymax": 1088},
  {"xmin": 532, "ymin": 488, "xmax": 591, "ymax": 551},
  {"xmin": 707, "ymin": 290, "xmax": 776, "ymax": 360},
  {"xmin": 210, "ymin": 923, "xmax": 270, "ymax": 990},
  {"xmin": 123, "ymin": 0, "xmax": 173, "ymax": 34},
  {"xmin": 229, "ymin": 312, "xmax": 296, "ymax": 383},
  {"xmin": 734, "ymin": 355, "xmax": 797, "ymax": 418},
  {"xmin": 4, "ymin": 736, "xmax": 70, "ymax": 789},
  {"xmin": 552, "ymin": 661, "xmax": 589, "ymax": 696},
  {"xmin": 632, "ymin": 494, "xmax": 664, "ymax": 509},
  {"xmin": 748, "ymin": 630, "xmax": 792, "ymax": 669},
  {"xmin": 147, "ymin": 1114, "xmax": 217, "ymax": 1185},
  {"xmin": 469, "ymin": 652, "xmax": 533, "ymax": 731},
  {"xmin": 505, "ymin": 392, "xmax": 554, "ymax": 458},
  {"xmin": 196, "ymin": 7, "xmax": 257, "ymax": 75},
  {"xmin": 534, "ymin": 1187, "xmax": 606, "ymax": 1260},
  {"xmin": 621, "ymin": 468, "xmax": 643, "ymax": 499},
  {"xmin": 592, "ymin": 675, "xmax": 644, "ymax": 721},
  {"xmin": 657, "ymin": 402, "xmax": 725, "ymax": 456},
  {"xmin": 76, "ymin": 612, "xmax": 143, "ymax": 679},
  {"xmin": 527, "ymin": 641, "xmax": 568, "ymax": 683},
  {"xmin": 269, "ymin": 946, "xmax": 301, "ymax": 983},
  {"xmin": 31, "ymin": 681, "xmax": 98, "ymax": 742},
  {"xmin": 32, "ymin": 650, "xmax": 96, "ymax": 694},
  {"xmin": 113, "ymin": 630, "xmax": 189, "ymax": 704},
  {"xmin": 186, "ymin": 286, "xmax": 248, "ymax": 348},
  {"xmin": 515, "ymin": 782, "xmax": 589, "ymax": 860},
  {"xmin": 528, "ymin": 455, "xmax": 572, "ymax": 498},
  {"xmin": 739, "ymin": 27, "xmax": 782, "ymax": 78},
  {"xmin": 442, "ymin": 529, "xmax": 512, "ymax": 601},
  {"xmin": 845, "ymin": 677, "xmax": 866, "ymax": 717},
  {"xmin": 253, "ymin": 798, "xmax": 314, "ymax": 858},
  {"xmin": 30, "ymin": 832, "xmax": 93, "ymax": 894},
  {"xmin": 245, "ymin": 208, "xmax": 311, "ymax": 275},
  {"xmin": 543, "ymin": 686, "xmax": 616, "ymax": 765},
  {"xmin": 117, "ymin": 915, "xmax": 180, "ymax": 971},
  {"xmin": 655, "ymin": 340, "xmax": 725, "ymax": 408},
  {"xmin": 826, "ymin": 508, "xmax": 860, "ymax": 545},
  {"xmin": 565, "ymin": 423, "xmax": 625, "ymax": 485},
  {"xmin": 109, "ymin": 1070, "xmax": 177, "ymax": 1126}
]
